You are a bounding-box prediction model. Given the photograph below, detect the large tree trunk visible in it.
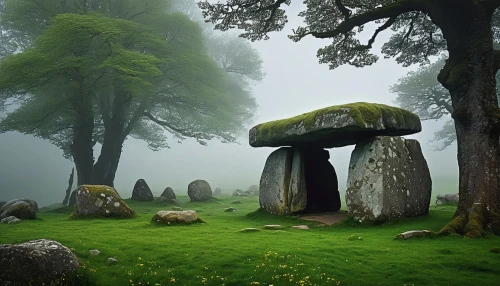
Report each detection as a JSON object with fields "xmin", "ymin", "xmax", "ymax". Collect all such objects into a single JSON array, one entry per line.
[
  {"xmin": 70, "ymin": 89, "xmax": 95, "ymax": 185},
  {"xmin": 92, "ymin": 91, "xmax": 130, "ymax": 187},
  {"xmin": 432, "ymin": 1, "xmax": 500, "ymax": 237}
]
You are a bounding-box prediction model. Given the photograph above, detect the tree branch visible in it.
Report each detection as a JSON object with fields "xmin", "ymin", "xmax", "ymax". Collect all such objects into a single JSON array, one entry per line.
[
  {"xmin": 335, "ymin": 0, "xmax": 351, "ymax": 22},
  {"xmin": 355, "ymin": 16, "xmax": 397, "ymax": 50},
  {"xmin": 143, "ymin": 111, "xmax": 195, "ymax": 137},
  {"xmin": 309, "ymin": 0, "xmax": 430, "ymax": 39}
]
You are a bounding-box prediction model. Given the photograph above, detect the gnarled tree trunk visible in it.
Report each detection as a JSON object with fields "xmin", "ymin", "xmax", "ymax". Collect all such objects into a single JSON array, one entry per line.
[{"xmin": 433, "ymin": 1, "xmax": 500, "ymax": 237}]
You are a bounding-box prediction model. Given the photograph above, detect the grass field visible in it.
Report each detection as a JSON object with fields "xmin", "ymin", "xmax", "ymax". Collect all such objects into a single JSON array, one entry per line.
[{"xmin": 1, "ymin": 195, "xmax": 499, "ymax": 286}]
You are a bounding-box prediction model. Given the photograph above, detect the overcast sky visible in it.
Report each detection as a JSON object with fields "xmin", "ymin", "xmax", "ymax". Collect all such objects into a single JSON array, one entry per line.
[{"xmin": 0, "ymin": 2, "xmax": 458, "ymax": 207}]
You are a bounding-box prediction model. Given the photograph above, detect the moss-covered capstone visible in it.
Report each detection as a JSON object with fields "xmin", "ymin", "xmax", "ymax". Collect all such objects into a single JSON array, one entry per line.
[
  {"xmin": 249, "ymin": 102, "xmax": 421, "ymax": 148},
  {"xmin": 71, "ymin": 185, "xmax": 135, "ymax": 218}
]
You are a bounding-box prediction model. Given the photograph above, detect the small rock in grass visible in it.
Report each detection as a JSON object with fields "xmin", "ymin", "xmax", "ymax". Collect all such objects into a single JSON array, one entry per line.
[
  {"xmin": 172, "ymin": 206, "xmax": 183, "ymax": 211},
  {"xmin": 348, "ymin": 234, "xmax": 363, "ymax": 241},
  {"xmin": 1, "ymin": 216, "xmax": 21, "ymax": 224},
  {"xmin": 291, "ymin": 225, "xmax": 309, "ymax": 230},
  {"xmin": 239, "ymin": 228, "xmax": 260, "ymax": 232},
  {"xmin": 89, "ymin": 249, "xmax": 101, "ymax": 256},
  {"xmin": 230, "ymin": 200, "xmax": 242, "ymax": 204},
  {"xmin": 224, "ymin": 207, "xmax": 237, "ymax": 212},
  {"xmin": 490, "ymin": 247, "xmax": 500, "ymax": 254},
  {"xmin": 395, "ymin": 230, "xmax": 432, "ymax": 240},
  {"xmin": 107, "ymin": 257, "xmax": 118, "ymax": 264},
  {"xmin": 263, "ymin": 224, "xmax": 284, "ymax": 230}
]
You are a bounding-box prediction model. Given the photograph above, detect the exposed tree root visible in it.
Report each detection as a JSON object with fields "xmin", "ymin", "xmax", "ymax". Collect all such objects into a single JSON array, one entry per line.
[{"xmin": 438, "ymin": 203, "xmax": 500, "ymax": 238}]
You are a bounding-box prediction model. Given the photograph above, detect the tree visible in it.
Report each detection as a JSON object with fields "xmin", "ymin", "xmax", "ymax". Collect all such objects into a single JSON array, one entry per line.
[
  {"xmin": 199, "ymin": 0, "xmax": 500, "ymax": 237},
  {"xmin": 0, "ymin": 0, "xmax": 260, "ymax": 187},
  {"xmin": 391, "ymin": 56, "xmax": 500, "ymax": 150}
]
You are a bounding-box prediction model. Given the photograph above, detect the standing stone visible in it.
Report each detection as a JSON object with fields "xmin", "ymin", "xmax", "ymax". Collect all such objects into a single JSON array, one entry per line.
[
  {"xmin": 131, "ymin": 179, "xmax": 154, "ymax": 201},
  {"xmin": 213, "ymin": 187, "xmax": 222, "ymax": 196},
  {"xmin": 346, "ymin": 136, "xmax": 431, "ymax": 222},
  {"xmin": 302, "ymin": 147, "xmax": 341, "ymax": 212},
  {"xmin": 187, "ymin": 180, "xmax": 212, "ymax": 202},
  {"xmin": 259, "ymin": 147, "xmax": 307, "ymax": 214},
  {"xmin": 0, "ymin": 198, "xmax": 38, "ymax": 220},
  {"xmin": 160, "ymin": 187, "xmax": 176, "ymax": 200}
]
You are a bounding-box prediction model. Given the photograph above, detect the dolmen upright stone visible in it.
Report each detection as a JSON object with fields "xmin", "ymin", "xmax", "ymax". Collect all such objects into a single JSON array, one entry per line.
[
  {"xmin": 250, "ymin": 102, "xmax": 431, "ymax": 222},
  {"xmin": 72, "ymin": 185, "xmax": 135, "ymax": 218},
  {"xmin": 188, "ymin": 179, "xmax": 212, "ymax": 202},
  {"xmin": 131, "ymin": 179, "xmax": 154, "ymax": 201},
  {"xmin": 346, "ymin": 136, "xmax": 431, "ymax": 222}
]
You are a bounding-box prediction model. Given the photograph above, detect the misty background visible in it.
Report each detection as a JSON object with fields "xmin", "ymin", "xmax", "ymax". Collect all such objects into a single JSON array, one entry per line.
[{"xmin": 0, "ymin": 2, "xmax": 458, "ymax": 207}]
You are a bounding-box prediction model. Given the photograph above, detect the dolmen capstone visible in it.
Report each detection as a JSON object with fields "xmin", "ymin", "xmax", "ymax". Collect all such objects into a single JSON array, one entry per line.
[{"xmin": 250, "ymin": 102, "xmax": 432, "ymax": 222}]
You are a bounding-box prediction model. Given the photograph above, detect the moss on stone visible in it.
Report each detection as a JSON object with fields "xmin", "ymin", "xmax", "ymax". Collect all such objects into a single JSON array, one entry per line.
[
  {"xmin": 70, "ymin": 185, "xmax": 135, "ymax": 219},
  {"xmin": 252, "ymin": 102, "xmax": 421, "ymax": 147},
  {"xmin": 438, "ymin": 214, "xmax": 466, "ymax": 235}
]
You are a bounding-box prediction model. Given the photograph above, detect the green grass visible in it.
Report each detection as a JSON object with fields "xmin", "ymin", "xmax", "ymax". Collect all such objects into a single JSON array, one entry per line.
[{"xmin": 1, "ymin": 195, "xmax": 499, "ymax": 286}]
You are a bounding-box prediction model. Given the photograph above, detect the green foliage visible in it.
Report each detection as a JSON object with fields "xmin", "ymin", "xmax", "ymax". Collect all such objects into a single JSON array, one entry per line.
[{"xmin": 1, "ymin": 195, "xmax": 499, "ymax": 285}]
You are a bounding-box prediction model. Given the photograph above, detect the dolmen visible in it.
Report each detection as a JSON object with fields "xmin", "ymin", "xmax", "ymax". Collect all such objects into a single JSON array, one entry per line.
[{"xmin": 250, "ymin": 102, "xmax": 432, "ymax": 222}]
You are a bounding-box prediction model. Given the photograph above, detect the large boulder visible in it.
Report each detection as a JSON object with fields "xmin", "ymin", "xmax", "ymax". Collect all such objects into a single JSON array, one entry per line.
[
  {"xmin": 72, "ymin": 185, "xmax": 135, "ymax": 218},
  {"xmin": 436, "ymin": 193, "xmax": 459, "ymax": 205},
  {"xmin": 249, "ymin": 102, "xmax": 421, "ymax": 148},
  {"xmin": 346, "ymin": 136, "xmax": 431, "ymax": 222},
  {"xmin": 160, "ymin": 187, "xmax": 176, "ymax": 200},
  {"xmin": 259, "ymin": 147, "xmax": 307, "ymax": 214},
  {"xmin": 187, "ymin": 180, "xmax": 212, "ymax": 202},
  {"xmin": 152, "ymin": 210, "xmax": 204, "ymax": 225},
  {"xmin": 131, "ymin": 179, "xmax": 154, "ymax": 201},
  {"xmin": 0, "ymin": 239, "xmax": 81, "ymax": 285},
  {"xmin": 0, "ymin": 198, "xmax": 38, "ymax": 220}
]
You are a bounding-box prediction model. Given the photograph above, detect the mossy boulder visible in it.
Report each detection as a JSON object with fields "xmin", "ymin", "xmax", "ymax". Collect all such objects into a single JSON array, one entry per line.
[
  {"xmin": 152, "ymin": 210, "xmax": 204, "ymax": 225},
  {"xmin": 0, "ymin": 198, "xmax": 38, "ymax": 220},
  {"xmin": 187, "ymin": 180, "xmax": 212, "ymax": 202},
  {"xmin": 249, "ymin": 102, "xmax": 421, "ymax": 148},
  {"xmin": 71, "ymin": 185, "xmax": 135, "ymax": 218}
]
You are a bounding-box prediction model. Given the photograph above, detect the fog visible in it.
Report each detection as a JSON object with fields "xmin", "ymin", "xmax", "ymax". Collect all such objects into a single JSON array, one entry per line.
[{"xmin": 0, "ymin": 3, "xmax": 458, "ymax": 207}]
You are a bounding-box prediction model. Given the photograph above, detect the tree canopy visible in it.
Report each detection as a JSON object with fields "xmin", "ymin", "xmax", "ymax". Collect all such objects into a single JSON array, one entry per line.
[{"xmin": 0, "ymin": 0, "xmax": 263, "ymax": 186}]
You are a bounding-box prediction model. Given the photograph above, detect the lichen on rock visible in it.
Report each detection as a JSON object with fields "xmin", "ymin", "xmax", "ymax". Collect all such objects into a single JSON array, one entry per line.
[{"xmin": 71, "ymin": 185, "xmax": 135, "ymax": 219}]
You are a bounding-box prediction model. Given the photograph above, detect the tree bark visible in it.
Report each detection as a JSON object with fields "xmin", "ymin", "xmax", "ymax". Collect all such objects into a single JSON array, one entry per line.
[
  {"xmin": 431, "ymin": 1, "xmax": 500, "ymax": 237},
  {"xmin": 70, "ymin": 88, "xmax": 95, "ymax": 186},
  {"xmin": 62, "ymin": 167, "xmax": 75, "ymax": 205},
  {"xmin": 92, "ymin": 91, "xmax": 130, "ymax": 187}
]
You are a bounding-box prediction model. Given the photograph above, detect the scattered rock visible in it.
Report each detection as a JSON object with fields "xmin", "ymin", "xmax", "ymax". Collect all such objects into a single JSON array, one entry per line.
[
  {"xmin": 348, "ymin": 235, "xmax": 363, "ymax": 241},
  {"xmin": 0, "ymin": 239, "xmax": 80, "ymax": 285},
  {"xmin": 346, "ymin": 136, "xmax": 431, "ymax": 222},
  {"xmin": 232, "ymin": 189, "xmax": 247, "ymax": 197},
  {"xmin": 246, "ymin": 185, "xmax": 259, "ymax": 195},
  {"xmin": 239, "ymin": 228, "xmax": 260, "ymax": 232},
  {"xmin": 71, "ymin": 185, "xmax": 135, "ymax": 218},
  {"xmin": 259, "ymin": 147, "xmax": 307, "ymax": 214},
  {"xmin": 291, "ymin": 225, "xmax": 309, "ymax": 230},
  {"xmin": 0, "ymin": 216, "xmax": 21, "ymax": 224},
  {"xmin": 107, "ymin": 257, "xmax": 118, "ymax": 264},
  {"xmin": 249, "ymin": 102, "xmax": 421, "ymax": 148},
  {"xmin": 436, "ymin": 193, "xmax": 459, "ymax": 206},
  {"xmin": 89, "ymin": 249, "xmax": 101, "ymax": 256},
  {"xmin": 152, "ymin": 210, "xmax": 204, "ymax": 225},
  {"xmin": 172, "ymin": 206, "xmax": 183, "ymax": 211},
  {"xmin": 224, "ymin": 207, "xmax": 237, "ymax": 212},
  {"xmin": 187, "ymin": 180, "xmax": 212, "ymax": 202},
  {"xmin": 213, "ymin": 187, "xmax": 222, "ymax": 196},
  {"xmin": 169, "ymin": 199, "xmax": 183, "ymax": 206},
  {"xmin": 395, "ymin": 230, "xmax": 432, "ymax": 240},
  {"xmin": 490, "ymin": 247, "xmax": 500, "ymax": 254},
  {"xmin": 263, "ymin": 224, "xmax": 284, "ymax": 230},
  {"xmin": 131, "ymin": 179, "xmax": 154, "ymax": 201},
  {"xmin": 157, "ymin": 196, "xmax": 169, "ymax": 203},
  {"xmin": 231, "ymin": 200, "xmax": 242, "ymax": 204},
  {"xmin": 0, "ymin": 198, "xmax": 38, "ymax": 220},
  {"xmin": 160, "ymin": 187, "xmax": 176, "ymax": 200}
]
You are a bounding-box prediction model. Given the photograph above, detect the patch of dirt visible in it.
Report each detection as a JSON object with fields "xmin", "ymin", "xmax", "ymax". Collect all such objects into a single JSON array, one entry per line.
[{"xmin": 298, "ymin": 211, "xmax": 348, "ymax": 226}]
